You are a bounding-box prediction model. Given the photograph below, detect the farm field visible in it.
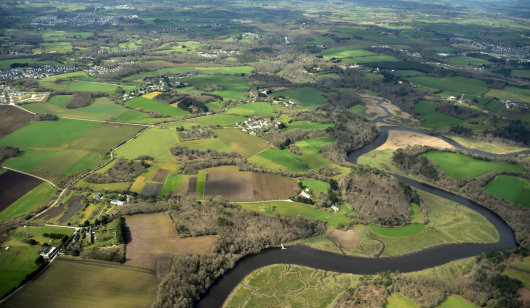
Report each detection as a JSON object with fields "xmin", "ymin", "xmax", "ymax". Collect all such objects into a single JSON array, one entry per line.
[
  {"xmin": 223, "ymin": 264, "xmax": 357, "ymax": 308},
  {"xmin": 437, "ymin": 296, "xmax": 477, "ymax": 308},
  {"xmin": 377, "ymin": 130, "xmax": 453, "ymax": 151},
  {"xmin": 238, "ymin": 201, "xmax": 356, "ymax": 228},
  {"xmin": 413, "ymin": 101, "xmax": 463, "ymax": 129},
  {"xmin": 39, "ymin": 80, "xmax": 135, "ymax": 94},
  {"xmin": 0, "ymin": 105, "xmax": 34, "ymax": 138},
  {"xmin": 274, "ymin": 87, "xmax": 328, "ymax": 108},
  {"xmin": 213, "ymin": 128, "xmax": 270, "ymax": 158},
  {"xmin": 0, "ymin": 170, "xmax": 43, "ymax": 212},
  {"xmin": 124, "ymin": 65, "xmax": 253, "ymax": 80},
  {"xmin": 385, "ymin": 293, "xmax": 418, "ymax": 308},
  {"xmin": 204, "ymin": 166, "xmax": 297, "ymax": 201},
  {"xmin": 450, "ymin": 136, "xmax": 527, "ymax": 154},
  {"xmin": 178, "ymin": 75, "xmax": 250, "ymax": 100},
  {"xmin": 446, "ymin": 56, "xmax": 490, "ymax": 67},
  {"xmin": 301, "ymin": 180, "xmax": 329, "ymax": 194},
  {"xmin": 125, "ymin": 96, "xmax": 188, "ymax": 117},
  {"xmin": 421, "ymin": 151, "xmax": 523, "ymax": 180},
  {"xmin": 485, "ymin": 86, "xmax": 530, "ymax": 103},
  {"xmin": 0, "ymin": 119, "xmax": 141, "ymax": 181},
  {"xmin": 511, "ymin": 70, "xmax": 530, "ymax": 79},
  {"xmin": 0, "ymin": 182, "xmax": 54, "ymax": 221},
  {"xmin": 283, "ymin": 120, "xmax": 332, "ymax": 131},
  {"xmin": 406, "ymin": 77, "xmax": 488, "ymax": 96},
  {"xmin": 369, "ymin": 224, "xmax": 425, "ymax": 237},
  {"xmin": 502, "ymin": 256, "xmax": 530, "ymax": 288},
  {"xmin": 484, "ymin": 175, "xmax": 530, "ymax": 208},
  {"xmin": 25, "ymin": 96, "xmax": 136, "ymax": 121},
  {"xmin": 224, "ymin": 102, "xmax": 279, "ymax": 116},
  {"xmin": 180, "ymin": 114, "xmax": 245, "ymax": 128},
  {"xmin": 0, "ymin": 226, "xmax": 73, "ymax": 298},
  {"xmin": 125, "ymin": 213, "xmax": 215, "ymax": 269},
  {"xmin": 2, "ymin": 257, "xmax": 159, "ymax": 308},
  {"xmin": 116, "ymin": 127, "xmax": 177, "ymax": 162},
  {"xmin": 251, "ymin": 148, "xmax": 309, "ymax": 172}
]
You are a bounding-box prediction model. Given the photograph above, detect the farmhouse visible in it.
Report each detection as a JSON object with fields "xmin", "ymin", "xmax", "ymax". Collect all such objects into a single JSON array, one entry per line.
[
  {"xmin": 331, "ymin": 205, "xmax": 340, "ymax": 212},
  {"xmin": 40, "ymin": 246, "xmax": 58, "ymax": 260},
  {"xmin": 299, "ymin": 191, "xmax": 311, "ymax": 199},
  {"xmin": 110, "ymin": 199, "xmax": 124, "ymax": 206}
]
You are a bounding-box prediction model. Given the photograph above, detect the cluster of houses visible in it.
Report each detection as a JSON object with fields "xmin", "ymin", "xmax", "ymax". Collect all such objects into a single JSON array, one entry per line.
[
  {"xmin": 0, "ymin": 65, "xmax": 77, "ymax": 81},
  {"xmin": 505, "ymin": 100, "xmax": 528, "ymax": 110},
  {"xmin": 236, "ymin": 117, "xmax": 282, "ymax": 135},
  {"xmin": 93, "ymin": 193, "xmax": 131, "ymax": 206},
  {"xmin": 297, "ymin": 187, "xmax": 340, "ymax": 212},
  {"xmin": 31, "ymin": 14, "xmax": 118, "ymax": 27}
]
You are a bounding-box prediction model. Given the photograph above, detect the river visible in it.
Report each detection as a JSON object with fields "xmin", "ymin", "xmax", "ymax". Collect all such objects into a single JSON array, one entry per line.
[{"xmin": 198, "ymin": 97, "xmax": 525, "ymax": 308}]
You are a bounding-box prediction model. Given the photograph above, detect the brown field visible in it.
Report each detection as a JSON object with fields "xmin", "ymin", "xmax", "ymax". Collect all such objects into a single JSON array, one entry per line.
[
  {"xmin": 187, "ymin": 176, "xmax": 197, "ymax": 195},
  {"xmin": 204, "ymin": 166, "xmax": 297, "ymax": 201},
  {"xmin": 2, "ymin": 257, "xmax": 158, "ymax": 308},
  {"xmin": 152, "ymin": 168, "xmax": 169, "ymax": 182},
  {"xmin": 125, "ymin": 212, "xmax": 215, "ymax": 269},
  {"xmin": 57, "ymin": 195, "xmax": 84, "ymax": 223},
  {"xmin": 41, "ymin": 203, "xmax": 66, "ymax": 220},
  {"xmin": 0, "ymin": 105, "xmax": 34, "ymax": 138},
  {"xmin": 327, "ymin": 228, "xmax": 361, "ymax": 249},
  {"xmin": 0, "ymin": 170, "xmax": 42, "ymax": 211},
  {"xmin": 361, "ymin": 96, "xmax": 387, "ymax": 120},
  {"xmin": 377, "ymin": 130, "xmax": 454, "ymax": 151}
]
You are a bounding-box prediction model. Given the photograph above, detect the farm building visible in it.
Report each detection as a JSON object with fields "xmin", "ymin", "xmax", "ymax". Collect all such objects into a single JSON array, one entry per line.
[
  {"xmin": 40, "ymin": 246, "xmax": 58, "ymax": 260},
  {"xmin": 299, "ymin": 191, "xmax": 311, "ymax": 199},
  {"xmin": 110, "ymin": 200, "xmax": 124, "ymax": 206},
  {"xmin": 331, "ymin": 205, "xmax": 339, "ymax": 212}
]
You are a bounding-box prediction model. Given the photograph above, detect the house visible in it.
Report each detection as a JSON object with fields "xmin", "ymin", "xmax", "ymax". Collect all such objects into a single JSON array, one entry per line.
[
  {"xmin": 110, "ymin": 200, "xmax": 124, "ymax": 206},
  {"xmin": 331, "ymin": 205, "xmax": 340, "ymax": 212},
  {"xmin": 93, "ymin": 193, "xmax": 103, "ymax": 200},
  {"xmin": 448, "ymin": 96, "xmax": 456, "ymax": 101},
  {"xmin": 40, "ymin": 246, "xmax": 58, "ymax": 259},
  {"xmin": 299, "ymin": 191, "xmax": 311, "ymax": 199}
]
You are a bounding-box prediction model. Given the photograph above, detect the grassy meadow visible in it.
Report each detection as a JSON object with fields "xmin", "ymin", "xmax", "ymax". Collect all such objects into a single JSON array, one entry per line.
[
  {"xmin": 126, "ymin": 97, "xmax": 189, "ymax": 117},
  {"xmin": 421, "ymin": 151, "xmax": 523, "ymax": 180},
  {"xmin": 484, "ymin": 175, "xmax": 530, "ymax": 208},
  {"xmin": 274, "ymin": 87, "xmax": 328, "ymax": 108}
]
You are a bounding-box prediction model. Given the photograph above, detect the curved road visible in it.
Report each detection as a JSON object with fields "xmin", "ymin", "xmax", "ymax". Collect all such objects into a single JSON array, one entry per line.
[{"xmin": 198, "ymin": 96, "xmax": 525, "ymax": 307}]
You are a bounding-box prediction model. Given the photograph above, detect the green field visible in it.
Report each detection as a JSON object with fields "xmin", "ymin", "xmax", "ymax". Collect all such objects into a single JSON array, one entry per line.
[
  {"xmin": 197, "ymin": 171, "xmax": 206, "ymax": 198},
  {"xmin": 124, "ymin": 65, "xmax": 253, "ymax": 80},
  {"xmin": 252, "ymin": 148, "xmax": 309, "ymax": 172},
  {"xmin": 437, "ymin": 296, "xmax": 477, "ymax": 308},
  {"xmin": 160, "ymin": 173, "xmax": 182, "ymax": 196},
  {"xmin": 485, "ymin": 86, "xmax": 530, "ymax": 103},
  {"xmin": 385, "ymin": 293, "xmax": 418, "ymax": 308},
  {"xmin": 446, "ymin": 56, "xmax": 490, "ymax": 67},
  {"xmin": 406, "ymin": 77, "xmax": 487, "ymax": 96},
  {"xmin": 274, "ymin": 87, "xmax": 328, "ymax": 108},
  {"xmin": 295, "ymin": 138, "xmax": 335, "ymax": 170},
  {"xmin": 116, "ymin": 128, "xmax": 177, "ymax": 162},
  {"xmin": 224, "ymin": 102, "xmax": 278, "ymax": 116},
  {"xmin": 301, "ymin": 180, "xmax": 329, "ymax": 194},
  {"xmin": 484, "ymin": 175, "xmax": 530, "ymax": 208},
  {"xmin": 503, "ymin": 256, "xmax": 530, "ymax": 288},
  {"xmin": 511, "ymin": 70, "xmax": 530, "ymax": 79},
  {"xmin": 347, "ymin": 55, "xmax": 401, "ymax": 63},
  {"xmin": 125, "ymin": 97, "xmax": 188, "ymax": 117},
  {"xmin": 39, "ymin": 80, "xmax": 135, "ymax": 94},
  {"xmin": 39, "ymin": 42, "xmax": 72, "ymax": 53},
  {"xmin": 369, "ymin": 224, "xmax": 425, "ymax": 237},
  {"xmin": 41, "ymin": 71, "xmax": 94, "ymax": 81},
  {"xmin": 450, "ymin": 136, "xmax": 527, "ymax": 154},
  {"xmin": 0, "ymin": 227, "xmax": 73, "ymax": 298},
  {"xmin": 178, "ymin": 75, "xmax": 250, "ymax": 100},
  {"xmin": 422, "ymin": 151, "xmax": 523, "ymax": 180},
  {"xmin": 213, "ymin": 128, "xmax": 270, "ymax": 158},
  {"xmin": 319, "ymin": 44, "xmax": 369, "ymax": 58},
  {"xmin": 283, "ymin": 120, "xmax": 333, "ymax": 131},
  {"xmin": 410, "ymin": 203, "xmax": 424, "ymax": 224},
  {"xmin": 413, "ymin": 101, "xmax": 463, "ymax": 129},
  {"xmin": 25, "ymin": 97, "xmax": 133, "ymax": 121},
  {"xmin": 0, "ymin": 118, "xmax": 141, "ymax": 181},
  {"xmin": 2, "ymin": 258, "xmax": 158, "ymax": 308},
  {"xmin": 223, "ymin": 264, "xmax": 356, "ymax": 308},
  {"xmin": 0, "ymin": 183, "xmax": 55, "ymax": 221},
  {"xmin": 180, "ymin": 114, "xmax": 245, "ymax": 128},
  {"xmin": 239, "ymin": 201, "xmax": 356, "ymax": 228}
]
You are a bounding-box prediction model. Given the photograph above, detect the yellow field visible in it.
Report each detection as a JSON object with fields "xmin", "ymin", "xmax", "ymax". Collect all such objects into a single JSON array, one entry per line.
[{"xmin": 142, "ymin": 92, "xmax": 161, "ymax": 99}]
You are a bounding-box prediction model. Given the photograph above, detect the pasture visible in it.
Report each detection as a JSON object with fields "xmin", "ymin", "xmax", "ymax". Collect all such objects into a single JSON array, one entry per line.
[
  {"xmin": 413, "ymin": 101, "xmax": 463, "ymax": 129},
  {"xmin": 25, "ymin": 97, "xmax": 139, "ymax": 121},
  {"xmin": 0, "ymin": 182, "xmax": 54, "ymax": 221},
  {"xmin": 0, "ymin": 226, "xmax": 73, "ymax": 298},
  {"xmin": 252, "ymin": 148, "xmax": 309, "ymax": 172},
  {"xmin": 502, "ymin": 256, "xmax": 530, "ymax": 288},
  {"xmin": 125, "ymin": 213, "xmax": 215, "ymax": 269},
  {"xmin": 204, "ymin": 166, "xmax": 297, "ymax": 201},
  {"xmin": 125, "ymin": 97, "xmax": 188, "ymax": 117},
  {"xmin": 406, "ymin": 77, "xmax": 487, "ymax": 96},
  {"xmin": 484, "ymin": 175, "xmax": 530, "ymax": 208},
  {"xmin": 283, "ymin": 120, "xmax": 332, "ymax": 131},
  {"xmin": 224, "ymin": 102, "xmax": 278, "ymax": 116},
  {"xmin": 39, "ymin": 80, "xmax": 135, "ymax": 94},
  {"xmin": 369, "ymin": 224, "xmax": 425, "ymax": 237},
  {"xmin": 2, "ymin": 258, "xmax": 159, "ymax": 308},
  {"xmin": 421, "ymin": 151, "xmax": 523, "ymax": 180},
  {"xmin": 437, "ymin": 296, "xmax": 477, "ymax": 308},
  {"xmin": 160, "ymin": 173, "xmax": 182, "ymax": 196},
  {"xmin": 319, "ymin": 44, "xmax": 368, "ymax": 58},
  {"xmin": 446, "ymin": 56, "xmax": 490, "ymax": 67},
  {"xmin": 0, "ymin": 119, "xmax": 141, "ymax": 181},
  {"xmin": 116, "ymin": 128, "xmax": 177, "ymax": 162},
  {"xmin": 213, "ymin": 128, "xmax": 270, "ymax": 158},
  {"xmin": 180, "ymin": 114, "xmax": 245, "ymax": 128},
  {"xmin": 238, "ymin": 201, "xmax": 356, "ymax": 228},
  {"xmin": 223, "ymin": 264, "xmax": 356, "ymax": 308},
  {"xmin": 178, "ymin": 75, "xmax": 250, "ymax": 100},
  {"xmin": 301, "ymin": 180, "xmax": 329, "ymax": 194},
  {"xmin": 385, "ymin": 293, "xmax": 418, "ymax": 308},
  {"xmin": 274, "ymin": 87, "xmax": 328, "ymax": 108},
  {"xmin": 485, "ymin": 86, "xmax": 530, "ymax": 103},
  {"xmin": 450, "ymin": 136, "xmax": 527, "ymax": 154},
  {"xmin": 511, "ymin": 70, "xmax": 530, "ymax": 79}
]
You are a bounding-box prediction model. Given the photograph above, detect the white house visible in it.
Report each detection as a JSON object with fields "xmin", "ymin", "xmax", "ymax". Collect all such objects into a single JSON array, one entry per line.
[
  {"xmin": 331, "ymin": 205, "xmax": 339, "ymax": 212},
  {"xmin": 110, "ymin": 200, "xmax": 124, "ymax": 206},
  {"xmin": 299, "ymin": 191, "xmax": 311, "ymax": 199}
]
